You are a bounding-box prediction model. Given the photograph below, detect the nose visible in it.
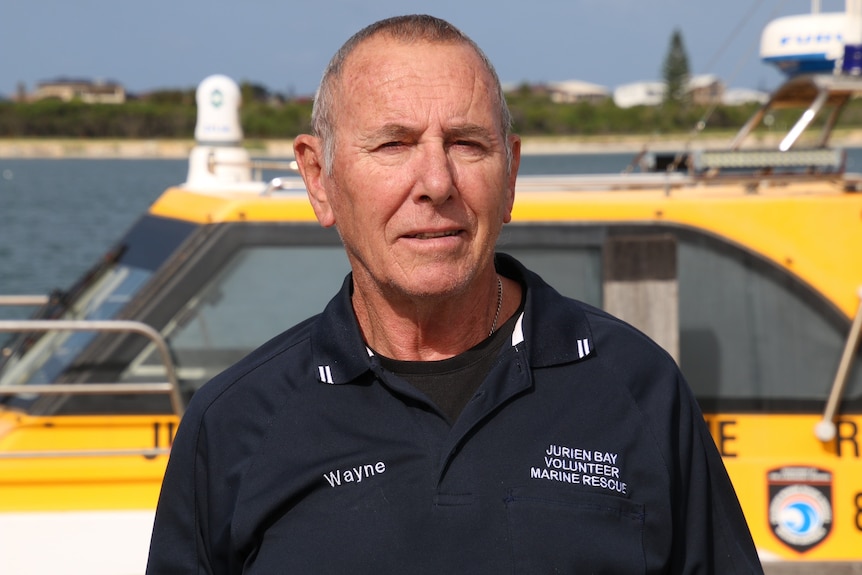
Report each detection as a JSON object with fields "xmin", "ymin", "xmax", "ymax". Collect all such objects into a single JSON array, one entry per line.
[{"xmin": 412, "ymin": 142, "xmax": 456, "ymax": 205}]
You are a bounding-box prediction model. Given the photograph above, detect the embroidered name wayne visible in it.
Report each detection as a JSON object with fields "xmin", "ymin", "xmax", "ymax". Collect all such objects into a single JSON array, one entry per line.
[{"xmin": 323, "ymin": 461, "xmax": 387, "ymax": 487}]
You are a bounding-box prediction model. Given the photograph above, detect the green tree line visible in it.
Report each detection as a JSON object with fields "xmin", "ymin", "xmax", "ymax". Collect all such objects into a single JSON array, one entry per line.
[
  {"xmin": 0, "ymin": 94, "xmax": 781, "ymax": 140},
  {"xmin": 0, "ymin": 98, "xmax": 314, "ymax": 139},
  {"xmin": 17, "ymin": 81, "xmax": 862, "ymax": 141},
  {"xmin": 6, "ymin": 88, "xmax": 862, "ymax": 140}
]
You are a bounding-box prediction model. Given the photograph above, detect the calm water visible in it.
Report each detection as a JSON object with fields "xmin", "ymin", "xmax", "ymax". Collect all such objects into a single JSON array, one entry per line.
[{"xmin": 1, "ymin": 149, "xmax": 861, "ymax": 319}]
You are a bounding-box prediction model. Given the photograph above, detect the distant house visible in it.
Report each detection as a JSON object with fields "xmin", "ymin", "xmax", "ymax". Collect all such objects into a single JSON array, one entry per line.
[
  {"xmin": 32, "ymin": 78, "xmax": 126, "ymax": 104},
  {"xmin": 722, "ymin": 88, "xmax": 769, "ymax": 106},
  {"xmin": 687, "ymin": 74, "xmax": 724, "ymax": 106},
  {"xmin": 613, "ymin": 81, "xmax": 666, "ymax": 108},
  {"xmin": 613, "ymin": 75, "xmax": 727, "ymax": 108},
  {"xmin": 546, "ymin": 80, "xmax": 610, "ymax": 104}
]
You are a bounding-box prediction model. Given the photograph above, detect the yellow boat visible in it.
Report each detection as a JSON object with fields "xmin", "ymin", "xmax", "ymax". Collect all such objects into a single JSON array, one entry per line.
[{"xmin": 3, "ymin": 21, "xmax": 862, "ymax": 575}]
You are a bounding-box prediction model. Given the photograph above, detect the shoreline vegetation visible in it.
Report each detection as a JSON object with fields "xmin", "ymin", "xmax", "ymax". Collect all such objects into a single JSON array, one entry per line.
[{"xmin": 3, "ymin": 131, "xmax": 862, "ymax": 159}]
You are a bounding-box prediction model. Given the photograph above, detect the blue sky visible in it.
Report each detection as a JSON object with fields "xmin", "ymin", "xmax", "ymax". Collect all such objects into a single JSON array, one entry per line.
[{"xmin": 0, "ymin": 1, "xmax": 832, "ymax": 99}]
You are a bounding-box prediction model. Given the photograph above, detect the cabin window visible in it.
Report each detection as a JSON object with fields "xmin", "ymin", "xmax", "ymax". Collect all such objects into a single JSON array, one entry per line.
[
  {"xmin": 504, "ymin": 246, "xmax": 603, "ymax": 308},
  {"xmin": 168, "ymin": 245, "xmax": 349, "ymax": 354},
  {"xmin": 122, "ymin": 242, "xmax": 350, "ymax": 393},
  {"xmin": 675, "ymin": 232, "xmax": 861, "ymax": 412},
  {"xmin": 499, "ymin": 224, "xmax": 604, "ymax": 308}
]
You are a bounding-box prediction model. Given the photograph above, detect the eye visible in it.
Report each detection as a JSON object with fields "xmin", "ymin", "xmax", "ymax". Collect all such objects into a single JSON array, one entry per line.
[
  {"xmin": 373, "ymin": 141, "xmax": 408, "ymax": 153},
  {"xmin": 451, "ymin": 139, "xmax": 488, "ymax": 155}
]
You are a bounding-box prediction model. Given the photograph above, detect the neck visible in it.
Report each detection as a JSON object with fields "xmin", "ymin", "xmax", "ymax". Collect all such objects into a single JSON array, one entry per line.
[{"xmin": 351, "ymin": 273, "xmax": 520, "ymax": 361}]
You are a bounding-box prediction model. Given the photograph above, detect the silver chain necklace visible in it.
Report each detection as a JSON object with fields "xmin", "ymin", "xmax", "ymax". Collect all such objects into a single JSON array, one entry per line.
[{"xmin": 488, "ymin": 276, "xmax": 503, "ymax": 336}]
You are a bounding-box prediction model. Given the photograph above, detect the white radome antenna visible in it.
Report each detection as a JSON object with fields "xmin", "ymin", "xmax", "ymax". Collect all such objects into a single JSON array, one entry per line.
[
  {"xmin": 761, "ymin": 0, "xmax": 862, "ymax": 76},
  {"xmin": 194, "ymin": 74, "xmax": 243, "ymax": 144},
  {"xmin": 185, "ymin": 74, "xmax": 254, "ymax": 189}
]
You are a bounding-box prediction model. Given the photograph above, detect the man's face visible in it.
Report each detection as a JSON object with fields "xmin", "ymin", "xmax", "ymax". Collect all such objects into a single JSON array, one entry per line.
[{"xmin": 314, "ymin": 36, "xmax": 520, "ymax": 301}]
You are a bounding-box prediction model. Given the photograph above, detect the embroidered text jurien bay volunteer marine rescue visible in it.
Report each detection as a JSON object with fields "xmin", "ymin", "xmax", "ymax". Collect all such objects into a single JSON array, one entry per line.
[{"xmin": 147, "ymin": 255, "xmax": 761, "ymax": 573}]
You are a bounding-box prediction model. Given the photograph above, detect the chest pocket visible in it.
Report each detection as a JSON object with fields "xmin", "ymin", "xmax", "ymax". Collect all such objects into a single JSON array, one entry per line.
[{"xmin": 505, "ymin": 485, "xmax": 646, "ymax": 574}]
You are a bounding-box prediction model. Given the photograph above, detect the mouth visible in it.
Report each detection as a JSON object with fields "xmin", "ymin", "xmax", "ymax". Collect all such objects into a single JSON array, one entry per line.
[{"xmin": 405, "ymin": 230, "xmax": 462, "ymax": 240}]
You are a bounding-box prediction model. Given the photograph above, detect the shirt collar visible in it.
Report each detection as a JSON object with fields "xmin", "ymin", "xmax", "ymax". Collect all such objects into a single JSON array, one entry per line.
[
  {"xmin": 309, "ymin": 273, "xmax": 373, "ymax": 385},
  {"xmin": 495, "ymin": 253, "xmax": 595, "ymax": 367}
]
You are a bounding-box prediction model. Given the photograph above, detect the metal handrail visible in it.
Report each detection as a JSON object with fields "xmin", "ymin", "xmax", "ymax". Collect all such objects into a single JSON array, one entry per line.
[
  {"xmin": 0, "ymin": 319, "xmax": 185, "ymax": 416},
  {"xmin": 206, "ymin": 151, "xmax": 300, "ymax": 181},
  {"xmin": 0, "ymin": 295, "xmax": 51, "ymax": 307},
  {"xmin": 0, "ymin": 382, "xmax": 174, "ymax": 395},
  {"xmin": 206, "ymin": 154, "xmax": 299, "ymax": 173},
  {"xmin": 815, "ymin": 286, "xmax": 862, "ymax": 442},
  {"xmin": 0, "ymin": 447, "xmax": 172, "ymax": 459},
  {"xmin": 513, "ymin": 169, "xmax": 852, "ymax": 193}
]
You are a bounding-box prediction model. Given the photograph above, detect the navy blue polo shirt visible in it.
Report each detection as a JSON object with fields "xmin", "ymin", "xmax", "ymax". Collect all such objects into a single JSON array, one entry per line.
[{"xmin": 147, "ymin": 254, "xmax": 762, "ymax": 574}]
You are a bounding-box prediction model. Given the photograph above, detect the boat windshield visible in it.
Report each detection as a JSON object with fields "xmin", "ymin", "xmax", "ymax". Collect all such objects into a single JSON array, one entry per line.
[{"xmin": 117, "ymin": 245, "xmax": 351, "ymax": 394}]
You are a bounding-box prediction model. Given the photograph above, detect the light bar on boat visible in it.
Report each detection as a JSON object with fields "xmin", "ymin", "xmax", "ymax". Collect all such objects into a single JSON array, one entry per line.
[{"xmin": 693, "ymin": 149, "xmax": 844, "ymax": 171}]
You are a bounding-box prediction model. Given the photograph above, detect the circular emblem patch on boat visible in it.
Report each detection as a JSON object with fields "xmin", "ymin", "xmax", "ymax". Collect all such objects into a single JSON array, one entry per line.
[
  {"xmin": 767, "ymin": 467, "xmax": 833, "ymax": 553},
  {"xmin": 210, "ymin": 88, "xmax": 223, "ymax": 108}
]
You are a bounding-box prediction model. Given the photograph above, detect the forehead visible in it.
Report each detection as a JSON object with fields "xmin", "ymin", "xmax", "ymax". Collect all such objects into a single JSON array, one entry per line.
[{"xmin": 335, "ymin": 36, "xmax": 499, "ymax": 128}]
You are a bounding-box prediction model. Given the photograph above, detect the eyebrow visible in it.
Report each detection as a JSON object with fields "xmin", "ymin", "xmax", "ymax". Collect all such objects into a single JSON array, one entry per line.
[
  {"xmin": 446, "ymin": 125, "xmax": 496, "ymax": 141},
  {"xmin": 365, "ymin": 123, "xmax": 496, "ymax": 142},
  {"xmin": 365, "ymin": 124, "xmax": 416, "ymax": 142}
]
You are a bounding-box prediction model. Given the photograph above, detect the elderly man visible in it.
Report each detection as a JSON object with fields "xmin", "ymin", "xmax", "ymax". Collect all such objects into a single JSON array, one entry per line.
[{"xmin": 147, "ymin": 14, "xmax": 763, "ymax": 574}]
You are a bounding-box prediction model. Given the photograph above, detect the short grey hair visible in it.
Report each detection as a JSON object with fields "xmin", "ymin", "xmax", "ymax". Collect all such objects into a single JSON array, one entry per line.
[{"xmin": 311, "ymin": 14, "xmax": 514, "ymax": 175}]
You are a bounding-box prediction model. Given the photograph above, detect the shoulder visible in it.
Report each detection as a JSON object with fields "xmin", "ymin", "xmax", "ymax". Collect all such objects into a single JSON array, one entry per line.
[
  {"xmin": 511, "ymin": 253, "xmax": 679, "ymax": 382},
  {"xmin": 517, "ymin": 260, "xmax": 688, "ymax": 410},
  {"xmin": 581, "ymin": 298, "xmax": 686, "ymax": 398},
  {"xmin": 574, "ymin": 300, "xmax": 707, "ymax": 453},
  {"xmin": 180, "ymin": 314, "xmax": 319, "ymax": 429},
  {"xmin": 583, "ymin": 301, "xmax": 677, "ymax": 369}
]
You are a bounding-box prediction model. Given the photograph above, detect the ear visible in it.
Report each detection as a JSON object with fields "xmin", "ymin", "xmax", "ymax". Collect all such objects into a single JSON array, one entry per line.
[
  {"xmin": 503, "ymin": 135, "xmax": 521, "ymax": 224},
  {"xmin": 294, "ymin": 134, "xmax": 336, "ymax": 227}
]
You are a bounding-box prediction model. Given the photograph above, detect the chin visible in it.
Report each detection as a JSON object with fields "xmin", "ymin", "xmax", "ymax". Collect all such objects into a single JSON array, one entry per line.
[{"xmin": 396, "ymin": 268, "xmax": 475, "ymax": 299}]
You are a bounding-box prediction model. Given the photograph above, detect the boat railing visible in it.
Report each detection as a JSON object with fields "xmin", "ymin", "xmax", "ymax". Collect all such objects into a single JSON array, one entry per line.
[
  {"xmin": 0, "ymin": 295, "xmax": 51, "ymax": 307},
  {"xmin": 0, "ymin": 318, "xmax": 185, "ymax": 419},
  {"xmin": 0, "ymin": 445, "xmax": 172, "ymax": 459},
  {"xmin": 206, "ymin": 151, "xmax": 301, "ymax": 181},
  {"xmin": 513, "ymin": 167, "xmax": 858, "ymax": 194},
  {"xmin": 815, "ymin": 286, "xmax": 862, "ymax": 443}
]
